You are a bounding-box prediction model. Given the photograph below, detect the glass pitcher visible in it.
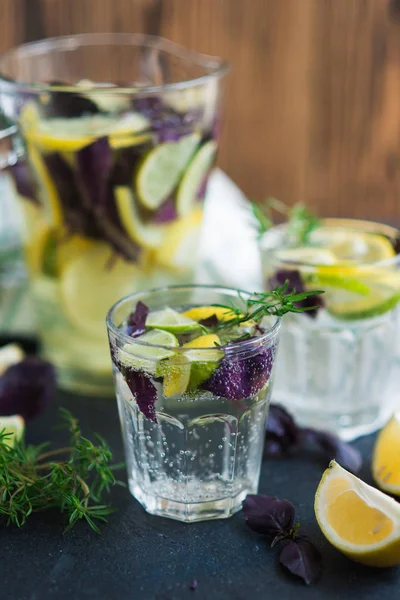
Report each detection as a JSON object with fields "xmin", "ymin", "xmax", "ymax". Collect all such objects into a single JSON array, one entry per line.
[{"xmin": 0, "ymin": 33, "xmax": 229, "ymax": 396}]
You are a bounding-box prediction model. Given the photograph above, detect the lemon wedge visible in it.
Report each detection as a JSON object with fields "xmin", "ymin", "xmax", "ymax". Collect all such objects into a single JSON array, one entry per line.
[
  {"xmin": 315, "ymin": 460, "xmax": 400, "ymax": 567},
  {"xmin": 155, "ymin": 207, "xmax": 203, "ymax": 272},
  {"xmin": 60, "ymin": 242, "xmax": 137, "ymax": 337},
  {"xmin": 373, "ymin": 414, "xmax": 400, "ymax": 495}
]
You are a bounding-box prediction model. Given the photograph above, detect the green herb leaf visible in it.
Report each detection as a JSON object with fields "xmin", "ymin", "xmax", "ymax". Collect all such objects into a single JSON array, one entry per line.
[{"xmin": 0, "ymin": 409, "xmax": 123, "ymax": 534}]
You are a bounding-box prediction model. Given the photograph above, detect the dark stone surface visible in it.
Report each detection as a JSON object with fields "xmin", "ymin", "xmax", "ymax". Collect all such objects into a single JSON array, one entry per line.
[{"xmin": 3, "ymin": 391, "xmax": 400, "ymax": 600}]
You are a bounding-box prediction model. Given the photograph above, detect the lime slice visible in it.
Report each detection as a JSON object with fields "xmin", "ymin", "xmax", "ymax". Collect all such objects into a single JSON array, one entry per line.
[
  {"xmin": 119, "ymin": 329, "xmax": 178, "ymax": 375},
  {"xmin": 275, "ymin": 247, "xmax": 336, "ymax": 266},
  {"xmin": 176, "ymin": 140, "xmax": 217, "ymax": 217},
  {"xmin": 60, "ymin": 242, "xmax": 137, "ymax": 337},
  {"xmin": 115, "ymin": 186, "xmax": 166, "ymax": 249},
  {"xmin": 146, "ymin": 307, "xmax": 201, "ymax": 334},
  {"xmin": 327, "ymin": 284, "xmax": 400, "ymax": 320},
  {"xmin": 155, "ymin": 207, "xmax": 203, "ymax": 271},
  {"xmin": 184, "ymin": 334, "xmax": 223, "ymax": 391},
  {"xmin": 136, "ymin": 133, "xmax": 201, "ymax": 210},
  {"xmin": 309, "ymin": 273, "xmax": 371, "ymax": 296},
  {"xmin": 0, "ymin": 415, "xmax": 25, "ymax": 448}
]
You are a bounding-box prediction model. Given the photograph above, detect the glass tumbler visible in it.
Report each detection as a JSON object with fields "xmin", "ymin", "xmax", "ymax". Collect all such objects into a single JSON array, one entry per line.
[
  {"xmin": 0, "ymin": 33, "xmax": 228, "ymax": 395},
  {"xmin": 260, "ymin": 218, "xmax": 400, "ymax": 440},
  {"xmin": 106, "ymin": 285, "xmax": 281, "ymax": 522}
]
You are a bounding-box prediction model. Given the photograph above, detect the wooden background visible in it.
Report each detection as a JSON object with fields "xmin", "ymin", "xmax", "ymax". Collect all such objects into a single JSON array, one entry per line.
[{"xmin": 1, "ymin": 0, "xmax": 400, "ymax": 222}]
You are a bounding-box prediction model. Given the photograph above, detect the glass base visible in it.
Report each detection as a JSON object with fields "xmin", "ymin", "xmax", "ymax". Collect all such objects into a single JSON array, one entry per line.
[
  {"xmin": 273, "ymin": 391, "xmax": 392, "ymax": 441},
  {"xmin": 129, "ymin": 479, "xmax": 251, "ymax": 522},
  {"xmin": 55, "ymin": 364, "xmax": 114, "ymax": 397}
]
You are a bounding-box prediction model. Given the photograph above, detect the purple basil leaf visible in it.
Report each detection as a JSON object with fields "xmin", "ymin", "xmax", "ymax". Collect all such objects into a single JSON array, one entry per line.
[
  {"xmin": 43, "ymin": 153, "xmax": 102, "ymax": 239},
  {"xmin": 123, "ymin": 367, "xmax": 157, "ymax": 423},
  {"xmin": 127, "ymin": 301, "xmax": 149, "ymax": 338},
  {"xmin": 0, "ymin": 357, "xmax": 55, "ymax": 420},
  {"xmin": 152, "ymin": 198, "xmax": 177, "ymax": 223},
  {"xmin": 198, "ymin": 314, "xmax": 219, "ymax": 328},
  {"xmin": 279, "ymin": 537, "xmax": 321, "ymax": 585},
  {"xmin": 268, "ymin": 269, "xmax": 324, "ymax": 318},
  {"xmin": 77, "ymin": 137, "xmax": 113, "ymax": 211},
  {"xmin": 243, "ymin": 494, "xmax": 295, "ymax": 538},
  {"xmin": 110, "ymin": 144, "xmax": 150, "ymax": 187},
  {"xmin": 201, "ymin": 357, "xmax": 243, "ymax": 401},
  {"xmin": 8, "ymin": 160, "xmax": 39, "ymax": 203},
  {"xmin": 241, "ymin": 345, "xmax": 276, "ymax": 397},
  {"xmin": 266, "ymin": 404, "xmax": 301, "ymax": 454},
  {"xmin": 301, "ymin": 428, "xmax": 362, "ymax": 474},
  {"xmin": 189, "ymin": 580, "xmax": 198, "ymax": 591}
]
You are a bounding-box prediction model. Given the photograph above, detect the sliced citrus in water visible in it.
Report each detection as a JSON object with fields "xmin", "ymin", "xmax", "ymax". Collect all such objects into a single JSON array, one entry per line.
[
  {"xmin": 275, "ymin": 247, "xmax": 336, "ymax": 266},
  {"xmin": 146, "ymin": 307, "xmax": 201, "ymax": 335},
  {"xmin": 176, "ymin": 140, "xmax": 217, "ymax": 216},
  {"xmin": 27, "ymin": 113, "xmax": 151, "ymax": 152},
  {"xmin": 372, "ymin": 414, "xmax": 400, "ymax": 495},
  {"xmin": 115, "ymin": 186, "xmax": 166, "ymax": 249},
  {"xmin": 60, "ymin": 242, "xmax": 137, "ymax": 337},
  {"xmin": 182, "ymin": 305, "xmax": 239, "ymax": 322},
  {"xmin": 119, "ymin": 329, "xmax": 178, "ymax": 375},
  {"xmin": 155, "ymin": 207, "xmax": 203, "ymax": 272},
  {"xmin": 0, "ymin": 415, "xmax": 25, "ymax": 448},
  {"xmin": 184, "ymin": 333, "xmax": 223, "ymax": 391},
  {"xmin": 136, "ymin": 133, "xmax": 200, "ymax": 210},
  {"xmin": 315, "ymin": 461, "xmax": 400, "ymax": 567},
  {"xmin": 158, "ymin": 354, "xmax": 191, "ymax": 398},
  {"xmin": 27, "ymin": 143, "xmax": 63, "ymax": 226}
]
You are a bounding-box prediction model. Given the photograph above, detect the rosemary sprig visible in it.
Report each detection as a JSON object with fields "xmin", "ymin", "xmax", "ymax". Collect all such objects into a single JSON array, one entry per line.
[
  {"xmin": 207, "ymin": 282, "xmax": 324, "ymax": 338},
  {"xmin": 0, "ymin": 409, "xmax": 123, "ymax": 534},
  {"xmin": 251, "ymin": 197, "xmax": 321, "ymax": 244}
]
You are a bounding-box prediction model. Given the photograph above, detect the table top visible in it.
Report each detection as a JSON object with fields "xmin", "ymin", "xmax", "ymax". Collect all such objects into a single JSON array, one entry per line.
[{"xmin": 3, "ymin": 389, "xmax": 399, "ymax": 600}]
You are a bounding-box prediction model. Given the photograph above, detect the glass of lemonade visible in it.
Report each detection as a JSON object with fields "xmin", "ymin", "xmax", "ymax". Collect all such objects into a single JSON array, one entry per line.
[
  {"xmin": 260, "ymin": 218, "xmax": 400, "ymax": 440},
  {"xmin": 0, "ymin": 34, "xmax": 228, "ymax": 395},
  {"xmin": 106, "ymin": 285, "xmax": 281, "ymax": 522}
]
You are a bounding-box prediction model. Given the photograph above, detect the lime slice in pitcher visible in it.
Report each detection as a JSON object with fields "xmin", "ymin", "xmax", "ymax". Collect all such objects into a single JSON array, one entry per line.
[
  {"xmin": 177, "ymin": 140, "xmax": 217, "ymax": 216},
  {"xmin": 136, "ymin": 133, "xmax": 200, "ymax": 210}
]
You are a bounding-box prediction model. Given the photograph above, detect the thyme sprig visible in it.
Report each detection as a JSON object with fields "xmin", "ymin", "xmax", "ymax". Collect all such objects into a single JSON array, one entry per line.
[
  {"xmin": 251, "ymin": 197, "xmax": 321, "ymax": 244},
  {"xmin": 0, "ymin": 409, "xmax": 123, "ymax": 534}
]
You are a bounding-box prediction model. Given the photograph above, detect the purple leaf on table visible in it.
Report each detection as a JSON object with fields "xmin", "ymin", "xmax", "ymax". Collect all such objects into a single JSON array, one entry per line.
[
  {"xmin": 243, "ymin": 494, "xmax": 295, "ymax": 538},
  {"xmin": 279, "ymin": 537, "xmax": 322, "ymax": 585},
  {"xmin": 0, "ymin": 357, "xmax": 55, "ymax": 420},
  {"xmin": 266, "ymin": 404, "xmax": 301, "ymax": 454},
  {"xmin": 301, "ymin": 428, "xmax": 362, "ymax": 474}
]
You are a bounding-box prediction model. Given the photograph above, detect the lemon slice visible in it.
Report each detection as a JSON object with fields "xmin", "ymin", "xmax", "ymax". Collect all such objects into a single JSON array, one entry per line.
[
  {"xmin": 27, "ymin": 143, "xmax": 63, "ymax": 225},
  {"xmin": 27, "ymin": 113, "xmax": 151, "ymax": 152},
  {"xmin": 158, "ymin": 354, "xmax": 191, "ymax": 398},
  {"xmin": 176, "ymin": 140, "xmax": 217, "ymax": 217},
  {"xmin": 60, "ymin": 242, "xmax": 137, "ymax": 337},
  {"xmin": 146, "ymin": 307, "xmax": 201, "ymax": 335},
  {"xmin": 315, "ymin": 460, "xmax": 400, "ymax": 567},
  {"xmin": 158, "ymin": 333, "xmax": 223, "ymax": 397},
  {"xmin": 155, "ymin": 207, "xmax": 203, "ymax": 272},
  {"xmin": 184, "ymin": 334, "xmax": 223, "ymax": 391},
  {"xmin": 119, "ymin": 329, "xmax": 178, "ymax": 375},
  {"xmin": 325, "ymin": 284, "xmax": 400, "ymax": 320},
  {"xmin": 0, "ymin": 415, "xmax": 25, "ymax": 448},
  {"xmin": 373, "ymin": 414, "xmax": 400, "ymax": 495},
  {"xmin": 136, "ymin": 133, "xmax": 201, "ymax": 210},
  {"xmin": 182, "ymin": 306, "xmax": 240, "ymax": 322},
  {"xmin": 115, "ymin": 186, "xmax": 167, "ymax": 249}
]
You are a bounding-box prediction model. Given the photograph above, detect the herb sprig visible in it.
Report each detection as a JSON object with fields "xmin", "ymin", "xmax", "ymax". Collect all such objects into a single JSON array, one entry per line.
[
  {"xmin": 204, "ymin": 282, "xmax": 324, "ymax": 339},
  {"xmin": 251, "ymin": 197, "xmax": 321, "ymax": 244},
  {"xmin": 0, "ymin": 409, "xmax": 122, "ymax": 533}
]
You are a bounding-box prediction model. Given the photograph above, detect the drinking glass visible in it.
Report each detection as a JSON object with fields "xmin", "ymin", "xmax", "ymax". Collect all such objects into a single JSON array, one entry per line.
[
  {"xmin": 0, "ymin": 34, "xmax": 228, "ymax": 395},
  {"xmin": 260, "ymin": 218, "xmax": 400, "ymax": 440},
  {"xmin": 106, "ymin": 285, "xmax": 281, "ymax": 522}
]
